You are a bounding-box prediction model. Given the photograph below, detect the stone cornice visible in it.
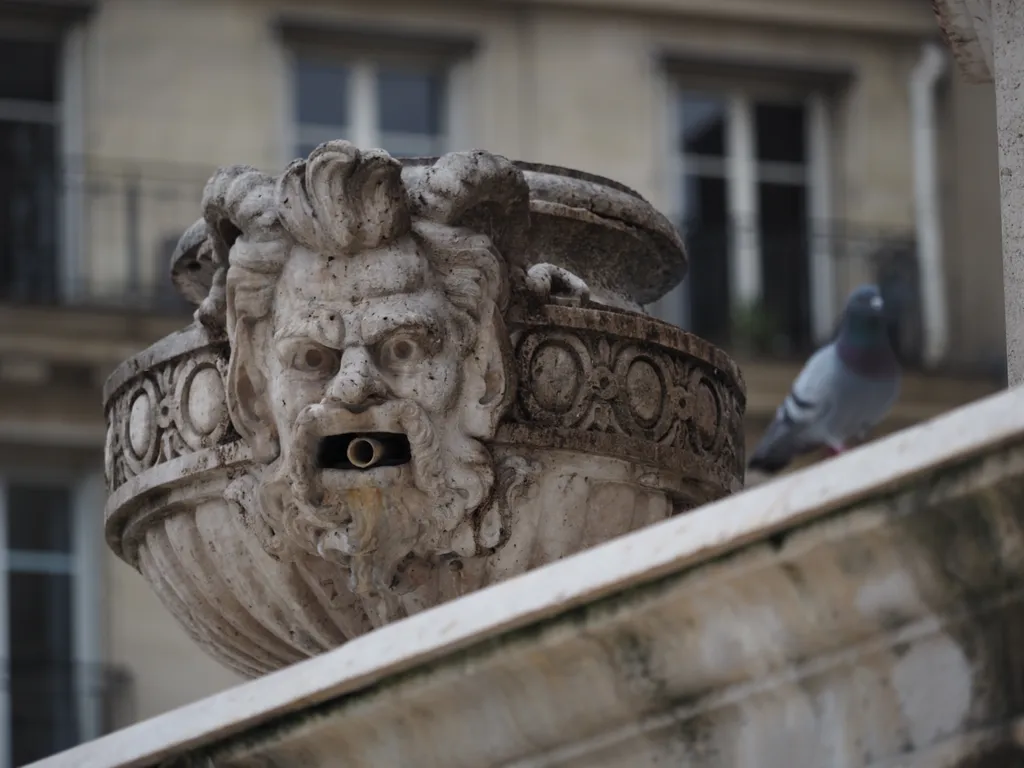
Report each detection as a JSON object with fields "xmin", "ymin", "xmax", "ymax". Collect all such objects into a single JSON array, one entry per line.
[{"xmin": 488, "ymin": 0, "xmax": 940, "ymax": 38}]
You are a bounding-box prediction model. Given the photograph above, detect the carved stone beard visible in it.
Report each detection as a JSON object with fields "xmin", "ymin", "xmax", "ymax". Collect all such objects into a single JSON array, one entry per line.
[{"xmin": 254, "ymin": 398, "xmax": 495, "ymax": 618}]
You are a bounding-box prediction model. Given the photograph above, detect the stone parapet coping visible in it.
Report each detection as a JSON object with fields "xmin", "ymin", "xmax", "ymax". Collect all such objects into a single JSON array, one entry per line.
[{"xmin": 31, "ymin": 385, "xmax": 1024, "ymax": 768}]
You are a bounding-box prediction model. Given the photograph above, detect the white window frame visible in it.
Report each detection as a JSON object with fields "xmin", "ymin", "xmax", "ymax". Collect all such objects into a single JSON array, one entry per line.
[
  {"xmin": 655, "ymin": 81, "xmax": 836, "ymax": 344},
  {"xmin": 0, "ymin": 24, "xmax": 86, "ymax": 307},
  {"xmin": 0, "ymin": 469, "xmax": 103, "ymax": 767},
  {"xmin": 58, "ymin": 23, "xmax": 87, "ymax": 305},
  {"xmin": 284, "ymin": 49, "xmax": 461, "ymax": 163}
]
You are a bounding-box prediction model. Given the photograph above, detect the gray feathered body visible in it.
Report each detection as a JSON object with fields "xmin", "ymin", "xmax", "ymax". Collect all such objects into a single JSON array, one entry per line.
[{"xmin": 747, "ymin": 285, "xmax": 901, "ymax": 474}]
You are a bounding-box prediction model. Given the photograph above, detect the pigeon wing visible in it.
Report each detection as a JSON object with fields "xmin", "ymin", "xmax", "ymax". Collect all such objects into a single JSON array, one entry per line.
[{"xmin": 747, "ymin": 346, "xmax": 839, "ymax": 473}]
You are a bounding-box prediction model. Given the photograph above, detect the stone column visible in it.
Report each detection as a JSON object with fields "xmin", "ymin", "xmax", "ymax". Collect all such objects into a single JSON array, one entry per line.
[
  {"xmin": 935, "ymin": 0, "xmax": 1024, "ymax": 385},
  {"xmin": 992, "ymin": 0, "xmax": 1024, "ymax": 386}
]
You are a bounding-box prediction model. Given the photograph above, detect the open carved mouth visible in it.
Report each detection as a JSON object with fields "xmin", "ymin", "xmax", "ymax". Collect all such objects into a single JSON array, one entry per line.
[{"xmin": 316, "ymin": 433, "xmax": 413, "ymax": 471}]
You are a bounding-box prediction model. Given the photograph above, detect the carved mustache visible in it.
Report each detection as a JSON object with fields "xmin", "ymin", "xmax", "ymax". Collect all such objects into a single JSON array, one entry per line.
[{"xmin": 287, "ymin": 399, "xmax": 445, "ymax": 505}]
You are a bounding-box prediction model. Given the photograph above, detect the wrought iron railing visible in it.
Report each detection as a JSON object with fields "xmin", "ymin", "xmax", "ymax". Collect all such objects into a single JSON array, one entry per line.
[
  {"xmin": 0, "ymin": 156, "xmax": 215, "ymax": 315},
  {"xmin": 668, "ymin": 219, "xmax": 931, "ymax": 369},
  {"xmin": 0, "ymin": 157, "xmax": 1003, "ymax": 378}
]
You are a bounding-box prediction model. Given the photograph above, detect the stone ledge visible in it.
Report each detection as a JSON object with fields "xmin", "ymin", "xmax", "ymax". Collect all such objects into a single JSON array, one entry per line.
[
  {"xmin": 32, "ymin": 385, "xmax": 1024, "ymax": 768},
  {"xmin": 489, "ymin": 0, "xmax": 939, "ymax": 37}
]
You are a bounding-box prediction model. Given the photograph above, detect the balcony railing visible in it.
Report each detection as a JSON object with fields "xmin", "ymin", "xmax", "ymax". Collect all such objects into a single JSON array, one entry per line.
[
  {"xmin": 1, "ymin": 157, "xmax": 216, "ymax": 315},
  {"xmin": 663, "ymin": 220, "xmax": 934, "ymax": 371},
  {"xmin": 7, "ymin": 660, "xmax": 133, "ymax": 767},
  {"xmin": 0, "ymin": 158, "xmax": 1001, "ymax": 378}
]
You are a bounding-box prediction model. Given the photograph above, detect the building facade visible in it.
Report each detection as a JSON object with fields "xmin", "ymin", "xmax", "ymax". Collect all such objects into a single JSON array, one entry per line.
[{"xmin": 0, "ymin": 0, "xmax": 1007, "ymax": 763}]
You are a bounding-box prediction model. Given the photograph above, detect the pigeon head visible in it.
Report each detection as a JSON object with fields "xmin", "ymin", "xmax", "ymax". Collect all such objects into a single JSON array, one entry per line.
[
  {"xmin": 840, "ymin": 284, "xmax": 888, "ymax": 338},
  {"xmin": 836, "ymin": 284, "xmax": 897, "ymax": 377},
  {"xmin": 845, "ymin": 284, "xmax": 886, "ymax": 317}
]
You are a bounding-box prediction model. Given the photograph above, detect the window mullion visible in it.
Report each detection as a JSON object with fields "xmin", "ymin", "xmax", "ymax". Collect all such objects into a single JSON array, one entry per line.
[
  {"xmin": 0, "ymin": 479, "xmax": 10, "ymax": 768},
  {"xmin": 727, "ymin": 94, "xmax": 761, "ymax": 309},
  {"xmin": 72, "ymin": 473, "xmax": 103, "ymax": 743},
  {"xmin": 807, "ymin": 93, "xmax": 836, "ymax": 343},
  {"xmin": 60, "ymin": 24, "xmax": 86, "ymax": 307},
  {"xmin": 351, "ymin": 60, "xmax": 377, "ymax": 149},
  {"xmin": 648, "ymin": 88, "xmax": 689, "ymax": 329}
]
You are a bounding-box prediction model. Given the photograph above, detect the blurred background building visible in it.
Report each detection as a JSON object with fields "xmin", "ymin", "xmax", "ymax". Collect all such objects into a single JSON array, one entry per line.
[{"xmin": 0, "ymin": 0, "xmax": 1008, "ymax": 764}]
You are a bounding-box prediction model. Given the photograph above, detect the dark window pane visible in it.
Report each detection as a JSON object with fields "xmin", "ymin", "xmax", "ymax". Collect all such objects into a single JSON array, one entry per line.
[
  {"xmin": 0, "ymin": 120, "xmax": 59, "ymax": 303},
  {"xmin": 294, "ymin": 58, "xmax": 350, "ymax": 127},
  {"xmin": 755, "ymin": 102, "xmax": 806, "ymax": 164},
  {"xmin": 681, "ymin": 174, "xmax": 730, "ymax": 343},
  {"xmin": 9, "ymin": 572, "xmax": 78, "ymax": 765},
  {"xmin": 377, "ymin": 69, "xmax": 444, "ymax": 136},
  {"xmin": 378, "ymin": 133, "xmax": 443, "ymax": 159},
  {"xmin": 7, "ymin": 483, "xmax": 72, "ymax": 553},
  {"xmin": 758, "ymin": 181, "xmax": 811, "ymax": 353},
  {"xmin": 0, "ymin": 39, "xmax": 58, "ymax": 102},
  {"xmin": 679, "ymin": 92, "xmax": 726, "ymax": 157}
]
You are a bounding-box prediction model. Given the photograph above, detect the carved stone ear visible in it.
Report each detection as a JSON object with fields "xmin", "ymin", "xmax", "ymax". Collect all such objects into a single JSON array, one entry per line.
[
  {"xmin": 169, "ymin": 218, "xmax": 215, "ymax": 306},
  {"xmin": 226, "ymin": 319, "xmax": 280, "ymax": 463},
  {"xmin": 460, "ymin": 303, "xmax": 516, "ymax": 439}
]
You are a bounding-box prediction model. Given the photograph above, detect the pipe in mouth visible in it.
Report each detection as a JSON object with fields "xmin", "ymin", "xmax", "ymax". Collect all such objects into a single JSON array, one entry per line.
[
  {"xmin": 347, "ymin": 436, "xmax": 383, "ymax": 468},
  {"xmin": 316, "ymin": 433, "xmax": 412, "ymax": 471}
]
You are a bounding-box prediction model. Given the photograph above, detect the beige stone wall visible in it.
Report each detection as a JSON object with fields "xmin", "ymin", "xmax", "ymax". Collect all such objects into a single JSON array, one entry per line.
[
  {"xmin": 53, "ymin": 0, "xmax": 1005, "ymax": 725},
  {"xmin": 76, "ymin": 0, "xmax": 1003, "ymax": 369},
  {"xmin": 105, "ymin": 553, "xmax": 244, "ymax": 726},
  {"xmin": 941, "ymin": 72, "xmax": 1005, "ymax": 369}
]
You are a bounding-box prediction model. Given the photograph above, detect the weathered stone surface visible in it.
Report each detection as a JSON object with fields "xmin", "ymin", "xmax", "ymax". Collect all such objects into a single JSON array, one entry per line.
[
  {"xmin": 932, "ymin": 0, "xmax": 994, "ymax": 83},
  {"xmin": 39, "ymin": 384, "xmax": 1024, "ymax": 768},
  {"xmin": 102, "ymin": 142, "xmax": 744, "ymax": 677}
]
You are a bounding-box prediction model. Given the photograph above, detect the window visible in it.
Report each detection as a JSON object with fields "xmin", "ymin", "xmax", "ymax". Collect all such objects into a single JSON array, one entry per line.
[
  {"xmin": 0, "ymin": 37, "xmax": 61, "ymax": 305},
  {"xmin": 653, "ymin": 85, "xmax": 834, "ymax": 356},
  {"xmin": 293, "ymin": 54, "xmax": 449, "ymax": 159},
  {"xmin": 0, "ymin": 476, "xmax": 100, "ymax": 767}
]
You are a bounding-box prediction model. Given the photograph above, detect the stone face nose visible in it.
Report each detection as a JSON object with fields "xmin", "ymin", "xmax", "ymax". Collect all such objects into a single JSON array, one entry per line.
[{"xmin": 325, "ymin": 347, "xmax": 386, "ymax": 411}]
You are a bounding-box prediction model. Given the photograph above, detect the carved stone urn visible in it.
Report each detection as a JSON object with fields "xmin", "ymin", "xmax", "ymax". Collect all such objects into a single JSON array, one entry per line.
[{"xmin": 103, "ymin": 143, "xmax": 746, "ymax": 677}]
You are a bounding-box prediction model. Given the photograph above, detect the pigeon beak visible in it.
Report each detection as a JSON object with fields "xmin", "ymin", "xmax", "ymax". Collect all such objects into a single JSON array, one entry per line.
[{"xmin": 870, "ymin": 295, "xmax": 884, "ymax": 312}]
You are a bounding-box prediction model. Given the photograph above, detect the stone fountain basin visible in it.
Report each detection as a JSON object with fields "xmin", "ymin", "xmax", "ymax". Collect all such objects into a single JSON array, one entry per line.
[
  {"xmin": 102, "ymin": 303, "xmax": 744, "ymax": 677},
  {"xmin": 403, "ymin": 158, "xmax": 687, "ymax": 311},
  {"xmin": 171, "ymin": 159, "xmax": 687, "ymax": 313}
]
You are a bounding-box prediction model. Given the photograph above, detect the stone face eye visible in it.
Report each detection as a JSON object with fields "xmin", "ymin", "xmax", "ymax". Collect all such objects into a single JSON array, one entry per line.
[
  {"xmin": 378, "ymin": 333, "xmax": 429, "ymax": 371},
  {"xmin": 391, "ymin": 339, "xmax": 414, "ymax": 361},
  {"xmin": 291, "ymin": 343, "xmax": 340, "ymax": 376},
  {"xmin": 304, "ymin": 348, "xmax": 323, "ymax": 368}
]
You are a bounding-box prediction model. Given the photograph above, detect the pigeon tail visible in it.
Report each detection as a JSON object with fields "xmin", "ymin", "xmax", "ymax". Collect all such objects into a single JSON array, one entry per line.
[
  {"xmin": 747, "ymin": 451, "xmax": 792, "ymax": 475},
  {"xmin": 746, "ymin": 413, "xmax": 814, "ymax": 475}
]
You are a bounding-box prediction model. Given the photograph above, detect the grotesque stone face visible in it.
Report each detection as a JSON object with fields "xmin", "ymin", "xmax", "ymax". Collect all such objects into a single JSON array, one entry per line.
[
  {"xmin": 267, "ymin": 242, "xmax": 463, "ymax": 453},
  {"xmin": 259, "ymin": 237, "xmax": 493, "ymax": 578},
  {"xmin": 206, "ymin": 142, "xmax": 528, "ymax": 619}
]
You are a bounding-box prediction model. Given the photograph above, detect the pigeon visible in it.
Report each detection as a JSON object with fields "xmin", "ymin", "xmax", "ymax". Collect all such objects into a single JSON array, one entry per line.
[{"xmin": 747, "ymin": 284, "xmax": 901, "ymax": 475}]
